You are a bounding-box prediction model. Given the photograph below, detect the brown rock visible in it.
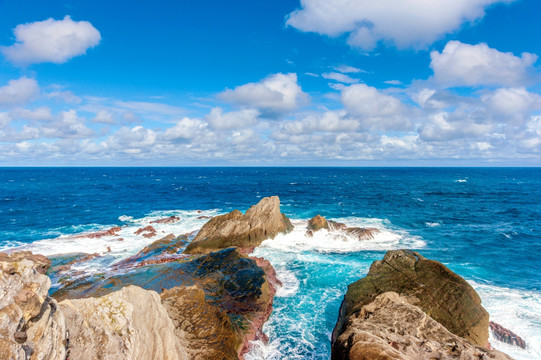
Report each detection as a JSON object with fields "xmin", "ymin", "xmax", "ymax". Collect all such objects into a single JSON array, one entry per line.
[
  {"xmin": 332, "ymin": 292, "xmax": 513, "ymax": 360},
  {"xmin": 344, "ymin": 227, "xmax": 380, "ymax": 240},
  {"xmin": 308, "ymin": 215, "xmax": 329, "ymax": 231},
  {"xmin": 151, "ymin": 216, "xmax": 181, "ymax": 224},
  {"xmin": 184, "ymin": 196, "xmax": 293, "ymax": 254},
  {"xmin": 75, "ymin": 226, "xmax": 122, "ymax": 239},
  {"xmin": 333, "ymin": 250, "xmax": 490, "ymax": 348},
  {"xmin": 490, "ymin": 321, "xmax": 527, "ymax": 349},
  {"xmin": 134, "ymin": 225, "xmax": 157, "ymax": 238}
]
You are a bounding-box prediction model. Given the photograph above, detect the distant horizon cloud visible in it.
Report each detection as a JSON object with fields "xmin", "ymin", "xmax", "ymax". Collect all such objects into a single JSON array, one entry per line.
[
  {"xmin": 287, "ymin": 0, "xmax": 516, "ymax": 50},
  {"xmin": 1, "ymin": 16, "xmax": 101, "ymax": 65}
]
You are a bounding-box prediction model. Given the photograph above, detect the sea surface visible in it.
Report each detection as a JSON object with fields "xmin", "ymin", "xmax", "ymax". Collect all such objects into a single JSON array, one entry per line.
[{"xmin": 1, "ymin": 167, "xmax": 540, "ymax": 359}]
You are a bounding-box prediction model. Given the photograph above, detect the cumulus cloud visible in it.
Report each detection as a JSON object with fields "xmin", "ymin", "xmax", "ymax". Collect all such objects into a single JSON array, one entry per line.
[
  {"xmin": 11, "ymin": 107, "xmax": 53, "ymax": 121},
  {"xmin": 46, "ymin": 90, "xmax": 82, "ymax": 104},
  {"xmin": 419, "ymin": 112, "xmax": 492, "ymax": 142},
  {"xmin": 206, "ymin": 107, "xmax": 259, "ymax": 130},
  {"xmin": 0, "ymin": 77, "xmax": 39, "ymax": 106},
  {"xmin": 282, "ymin": 110, "xmax": 359, "ymax": 134},
  {"xmin": 430, "ymin": 41, "xmax": 538, "ymax": 87},
  {"xmin": 163, "ymin": 117, "xmax": 206, "ymax": 142},
  {"xmin": 1, "ymin": 16, "xmax": 101, "ymax": 65},
  {"xmin": 341, "ymin": 84, "xmax": 411, "ymax": 130},
  {"xmin": 40, "ymin": 110, "xmax": 93, "ymax": 139},
  {"xmin": 218, "ymin": 73, "xmax": 309, "ymax": 115},
  {"xmin": 286, "ymin": 0, "xmax": 513, "ymax": 50},
  {"xmin": 108, "ymin": 126, "xmax": 157, "ymax": 153},
  {"xmin": 482, "ymin": 87, "xmax": 541, "ymax": 116},
  {"xmin": 322, "ymin": 72, "xmax": 359, "ymax": 84}
]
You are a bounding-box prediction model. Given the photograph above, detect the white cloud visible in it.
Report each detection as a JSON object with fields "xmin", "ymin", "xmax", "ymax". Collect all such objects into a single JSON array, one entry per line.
[
  {"xmin": 93, "ymin": 110, "xmax": 115, "ymax": 124},
  {"xmin": 286, "ymin": 0, "xmax": 513, "ymax": 50},
  {"xmin": 109, "ymin": 126, "xmax": 157, "ymax": 151},
  {"xmin": 322, "ymin": 72, "xmax": 359, "ymax": 84},
  {"xmin": 0, "ymin": 113, "xmax": 11, "ymax": 129},
  {"xmin": 384, "ymin": 80, "xmax": 402, "ymax": 86},
  {"xmin": 40, "ymin": 110, "xmax": 93, "ymax": 139},
  {"xmin": 430, "ymin": 41, "xmax": 538, "ymax": 87},
  {"xmin": 419, "ymin": 112, "xmax": 492, "ymax": 141},
  {"xmin": 341, "ymin": 84, "xmax": 410, "ymax": 130},
  {"xmin": 11, "ymin": 107, "xmax": 53, "ymax": 121},
  {"xmin": 46, "ymin": 90, "xmax": 82, "ymax": 104},
  {"xmin": 163, "ymin": 117, "xmax": 206, "ymax": 141},
  {"xmin": 482, "ymin": 87, "xmax": 541, "ymax": 115},
  {"xmin": 115, "ymin": 101, "xmax": 185, "ymax": 117},
  {"xmin": 206, "ymin": 107, "xmax": 259, "ymax": 130},
  {"xmin": 0, "ymin": 77, "xmax": 39, "ymax": 106},
  {"xmin": 282, "ymin": 110, "xmax": 359, "ymax": 134},
  {"xmin": 334, "ymin": 65, "xmax": 363, "ymax": 73},
  {"xmin": 218, "ymin": 73, "xmax": 309, "ymax": 115},
  {"xmin": 1, "ymin": 16, "xmax": 101, "ymax": 65}
]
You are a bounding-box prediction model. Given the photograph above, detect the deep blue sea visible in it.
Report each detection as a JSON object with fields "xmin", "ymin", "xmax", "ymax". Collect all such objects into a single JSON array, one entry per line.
[{"xmin": 1, "ymin": 167, "xmax": 540, "ymax": 359}]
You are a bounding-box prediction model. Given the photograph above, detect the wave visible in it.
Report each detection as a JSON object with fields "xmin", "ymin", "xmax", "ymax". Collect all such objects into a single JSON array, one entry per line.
[{"xmin": 470, "ymin": 280, "xmax": 541, "ymax": 360}]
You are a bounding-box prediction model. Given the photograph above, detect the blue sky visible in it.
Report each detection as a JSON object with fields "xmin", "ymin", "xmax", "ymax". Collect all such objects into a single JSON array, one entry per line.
[{"xmin": 0, "ymin": 0, "xmax": 540, "ymax": 166}]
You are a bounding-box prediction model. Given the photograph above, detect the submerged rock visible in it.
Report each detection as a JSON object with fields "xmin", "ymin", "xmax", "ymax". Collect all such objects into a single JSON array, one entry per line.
[
  {"xmin": 333, "ymin": 250, "xmax": 491, "ymax": 351},
  {"xmin": 184, "ymin": 196, "xmax": 293, "ymax": 254},
  {"xmin": 306, "ymin": 215, "xmax": 379, "ymax": 240},
  {"xmin": 490, "ymin": 321, "xmax": 527, "ymax": 349},
  {"xmin": 333, "ymin": 291, "xmax": 512, "ymax": 360},
  {"xmin": 151, "ymin": 215, "xmax": 180, "ymax": 224}
]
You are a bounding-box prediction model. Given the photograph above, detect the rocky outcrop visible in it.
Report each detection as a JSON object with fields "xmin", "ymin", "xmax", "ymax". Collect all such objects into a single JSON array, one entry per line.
[
  {"xmin": 184, "ymin": 196, "xmax": 293, "ymax": 254},
  {"xmin": 306, "ymin": 215, "xmax": 379, "ymax": 241},
  {"xmin": 490, "ymin": 321, "xmax": 527, "ymax": 349},
  {"xmin": 134, "ymin": 225, "xmax": 157, "ymax": 238},
  {"xmin": 151, "ymin": 216, "xmax": 180, "ymax": 224},
  {"xmin": 333, "ymin": 250, "xmax": 491, "ymax": 354},
  {"xmin": 1, "ymin": 252, "xmax": 190, "ymax": 360},
  {"xmin": 333, "ymin": 292, "xmax": 513, "ymax": 360},
  {"xmin": 60, "ymin": 285, "xmax": 188, "ymax": 360},
  {"xmin": 0, "ymin": 252, "xmax": 66, "ymax": 360},
  {"xmin": 51, "ymin": 247, "xmax": 275, "ymax": 358}
]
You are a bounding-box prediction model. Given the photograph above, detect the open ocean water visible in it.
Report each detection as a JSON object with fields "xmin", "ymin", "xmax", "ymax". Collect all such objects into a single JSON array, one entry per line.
[{"xmin": 1, "ymin": 167, "xmax": 540, "ymax": 359}]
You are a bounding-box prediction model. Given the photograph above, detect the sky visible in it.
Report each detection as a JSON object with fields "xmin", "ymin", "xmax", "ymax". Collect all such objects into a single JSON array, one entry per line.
[{"xmin": 0, "ymin": 0, "xmax": 540, "ymax": 166}]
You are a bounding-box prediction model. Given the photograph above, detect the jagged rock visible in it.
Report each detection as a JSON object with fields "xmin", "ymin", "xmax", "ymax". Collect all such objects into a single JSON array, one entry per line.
[
  {"xmin": 161, "ymin": 285, "xmax": 240, "ymax": 360},
  {"xmin": 343, "ymin": 227, "xmax": 380, "ymax": 240},
  {"xmin": 151, "ymin": 216, "xmax": 180, "ymax": 224},
  {"xmin": 306, "ymin": 215, "xmax": 378, "ymax": 240},
  {"xmin": 0, "ymin": 252, "xmax": 66, "ymax": 360},
  {"xmin": 51, "ymin": 248, "xmax": 276, "ymax": 357},
  {"xmin": 490, "ymin": 321, "xmax": 527, "ymax": 349},
  {"xmin": 333, "ymin": 250, "xmax": 490, "ymax": 348},
  {"xmin": 332, "ymin": 292, "xmax": 513, "ymax": 360},
  {"xmin": 184, "ymin": 196, "xmax": 293, "ymax": 254},
  {"xmin": 73, "ymin": 226, "xmax": 122, "ymax": 239},
  {"xmin": 134, "ymin": 225, "xmax": 157, "ymax": 238},
  {"xmin": 60, "ymin": 285, "xmax": 188, "ymax": 360},
  {"xmin": 308, "ymin": 215, "xmax": 347, "ymax": 232},
  {"xmin": 113, "ymin": 234, "xmax": 188, "ymax": 268}
]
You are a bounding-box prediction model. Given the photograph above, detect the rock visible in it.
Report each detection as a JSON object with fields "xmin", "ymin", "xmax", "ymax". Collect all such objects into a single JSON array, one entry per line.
[
  {"xmin": 60, "ymin": 285, "xmax": 188, "ymax": 360},
  {"xmin": 134, "ymin": 225, "xmax": 157, "ymax": 238},
  {"xmin": 184, "ymin": 196, "xmax": 293, "ymax": 254},
  {"xmin": 308, "ymin": 215, "xmax": 329, "ymax": 231},
  {"xmin": 490, "ymin": 321, "xmax": 527, "ymax": 349},
  {"xmin": 344, "ymin": 227, "xmax": 380, "ymax": 240},
  {"xmin": 151, "ymin": 215, "xmax": 181, "ymax": 224},
  {"xmin": 51, "ymin": 247, "xmax": 276, "ymax": 358},
  {"xmin": 333, "ymin": 250, "xmax": 490, "ymax": 348},
  {"xmin": 306, "ymin": 215, "xmax": 378, "ymax": 241},
  {"xmin": 0, "ymin": 251, "xmax": 66, "ymax": 360},
  {"xmin": 332, "ymin": 292, "xmax": 513, "ymax": 360},
  {"xmin": 74, "ymin": 226, "xmax": 122, "ymax": 239},
  {"xmin": 113, "ymin": 234, "xmax": 189, "ymax": 268},
  {"xmin": 161, "ymin": 285, "xmax": 240, "ymax": 360}
]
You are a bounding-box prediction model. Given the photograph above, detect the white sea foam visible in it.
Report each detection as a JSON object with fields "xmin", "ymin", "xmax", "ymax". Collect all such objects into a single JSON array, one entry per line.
[
  {"xmin": 470, "ymin": 280, "xmax": 541, "ymax": 360},
  {"xmin": 258, "ymin": 218, "xmax": 425, "ymax": 254},
  {"xmin": 425, "ymin": 222, "xmax": 441, "ymax": 227},
  {"xmin": 455, "ymin": 179, "xmax": 468, "ymax": 183},
  {"xmin": 274, "ymin": 267, "xmax": 300, "ymax": 297},
  {"xmin": 12, "ymin": 209, "xmax": 220, "ymax": 273}
]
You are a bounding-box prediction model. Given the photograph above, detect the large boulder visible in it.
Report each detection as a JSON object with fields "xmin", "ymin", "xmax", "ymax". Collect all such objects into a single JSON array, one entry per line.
[
  {"xmin": 332, "ymin": 292, "xmax": 512, "ymax": 360},
  {"xmin": 333, "ymin": 250, "xmax": 490, "ymax": 348},
  {"xmin": 60, "ymin": 285, "xmax": 188, "ymax": 360},
  {"xmin": 184, "ymin": 196, "xmax": 293, "ymax": 254}
]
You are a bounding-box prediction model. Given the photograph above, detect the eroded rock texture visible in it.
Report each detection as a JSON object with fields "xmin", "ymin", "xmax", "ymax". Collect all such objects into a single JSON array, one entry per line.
[
  {"xmin": 306, "ymin": 215, "xmax": 379, "ymax": 240},
  {"xmin": 184, "ymin": 196, "xmax": 293, "ymax": 254},
  {"xmin": 333, "ymin": 250, "xmax": 490, "ymax": 348},
  {"xmin": 333, "ymin": 292, "xmax": 513, "ymax": 360}
]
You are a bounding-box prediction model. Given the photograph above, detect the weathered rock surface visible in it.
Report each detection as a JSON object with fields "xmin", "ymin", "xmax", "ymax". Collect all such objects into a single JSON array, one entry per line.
[
  {"xmin": 306, "ymin": 215, "xmax": 379, "ymax": 241},
  {"xmin": 1, "ymin": 252, "xmax": 190, "ymax": 360},
  {"xmin": 185, "ymin": 196, "xmax": 293, "ymax": 254},
  {"xmin": 161, "ymin": 285, "xmax": 240, "ymax": 360},
  {"xmin": 134, "ymin": 225, "xmax": 157, "ymax": 238},
  {"xmin": 0, "ymin": 252, "xmax": 66, "ymax": 360},
  {"xmin": 333, "ymin": 292, "xmax": 513, "ymax": 360},
  {"xmin": 151, "ymin": 215, "xmax": 180, "ymax": 224},
  {"xmin": 60, "ymin": 285, "xmax": 188, "ymax": 360},
  {"xmin": 490, "ymin": 321, "xmax": 527, "ymax": 349},
  {"xmin": 333, "ymin": 250, "xmax": 490, "ymax": 349},
  {"xmin": 51, "ymin": 247, "xmax": 275, "ymax": 358}
]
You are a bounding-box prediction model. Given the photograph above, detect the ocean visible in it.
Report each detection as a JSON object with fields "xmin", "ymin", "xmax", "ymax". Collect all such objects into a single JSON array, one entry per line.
[{"xmin": 1, "ymin": 167, "xmax": 540, "ymax": 359}]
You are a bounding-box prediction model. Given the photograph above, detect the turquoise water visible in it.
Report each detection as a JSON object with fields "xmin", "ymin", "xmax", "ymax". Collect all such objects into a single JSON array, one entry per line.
[{"xmin": 1, "ymin": 167, "xmax": 540, "ymax": 359}]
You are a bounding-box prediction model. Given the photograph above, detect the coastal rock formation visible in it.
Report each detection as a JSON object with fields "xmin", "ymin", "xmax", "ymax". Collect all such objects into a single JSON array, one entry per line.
[
  {"xmin": 51, "ymin": 247, "xmax": 275, "ymax": 358},
  {"xmin": 0, "ymin": 252, "xmax": 66, "ymax": 360},
  {"xmin": 184, "ymin": 196, "xmax": 293, "ymax": 254},
  {"xmin": 161, "ymin": 285, "xmax": 240, "ymax": 360},
  {"xmin": 333, "ymin": 250, "xmax": 491, "ymax": 353},
  {"xmin": 134, "ymin": 225, "xmax": 157, "ymax": 238},
  {"xmin": 332, "ymin": 291, "xmax": 513, "ymax": 360},
  {"xmin": 151, "ymin": 215, "xmax": 180, "ymax": 224},
  {"xmin": 60, "ymin": 285, "xmax": 188, "ymax": 360},
  {"xmin": 306, "ymin": 215, "xmax": 379, "ymax": 240},
  {"xmin": 490, "ymin": 321, "xmax": 527, "ymax": 349}
]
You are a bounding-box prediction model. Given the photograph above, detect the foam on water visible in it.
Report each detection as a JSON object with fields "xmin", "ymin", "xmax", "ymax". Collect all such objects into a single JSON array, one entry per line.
[
  {"xmin": 11, "ymin": 209, "xmax": 219, "ymax": 273},
  {"xmin": 258, "ymin": 218, "xmax": 425, "ymax": 254},
  {"xmin": 470, "ymin": 281, "xmax": 541, "ymax": 360}
]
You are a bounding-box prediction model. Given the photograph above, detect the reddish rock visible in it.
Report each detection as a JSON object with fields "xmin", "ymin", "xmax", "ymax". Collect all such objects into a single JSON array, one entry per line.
[
  {"xmin": 75, "ymin": 226, "xmax": 122, "ymax": 239},
  {"xmin": 134, "ymin": 225, "xmax": 157, "ymax": 238},
  {"xmin": 197, "ymin": 216, "xmax": 212, "ymax": 219},
  {"xmin": 490, "ymin": 321, "xmax": 526, "ymax": 349},
  {"xmin": 151, "ymin": 216, "xmax": 180, "ymax": 224}
]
